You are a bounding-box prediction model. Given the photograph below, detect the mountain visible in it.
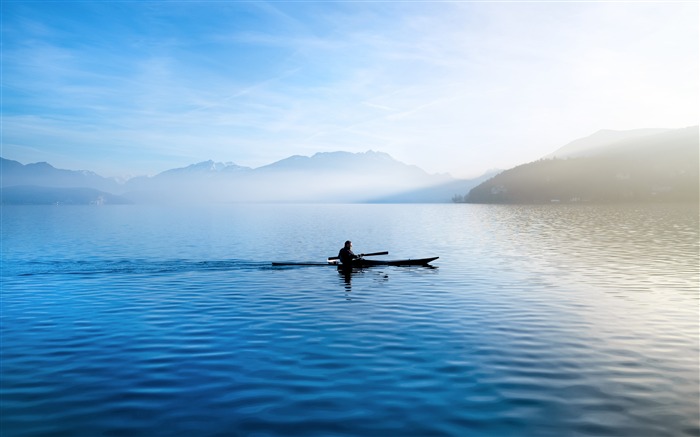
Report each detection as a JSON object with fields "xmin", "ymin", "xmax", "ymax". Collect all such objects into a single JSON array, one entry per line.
[
  {"xmin": 118, "ymin": 150, "xmax": 463, "ymax": 203},
  {"xmin": 256, "ymin": 151, "xmax": 424, "ymax": 175},
  {"xmin": 545, "ymin": 128, "xmax": 669, "ymax": 159},
  {"xmin": 157, "ymin": 160, "xmax": 252, "ymax": 176},
  {"xmin": 1, "ymin": 151, "xmax": 465, "ymax": 204},
  {"xmin": 122, "ymin": 160, "xmax": 253, "ymax": 203},
  {"xmin": 370, "ymin": 169, "xmax": 500, "ymax": 203},
  {"xmin": 464, "ymin": 126, "xmax": 699, "ymax": 204},
  {"xmin": 240, "ymin": 151, "xmax": 455, "ymax": 203},
  {"xmin": 1, "ymin": 158, "xmax": 123, "ymax": 193},
  {"xmin": 0, "ymin": 186, "xmax": 131, "ymax": 205}
]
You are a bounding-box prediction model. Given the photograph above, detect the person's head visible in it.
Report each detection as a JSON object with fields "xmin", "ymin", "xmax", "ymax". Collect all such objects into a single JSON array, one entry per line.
[{"xmin": 344, "ymin": 240, "xmax": 352, "ymax": 249}]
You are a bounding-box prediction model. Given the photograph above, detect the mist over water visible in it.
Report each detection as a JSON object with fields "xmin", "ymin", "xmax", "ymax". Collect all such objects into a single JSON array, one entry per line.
[{"xmin": 1, "ymin": 203, "xmax": 698, "ymax": 436}]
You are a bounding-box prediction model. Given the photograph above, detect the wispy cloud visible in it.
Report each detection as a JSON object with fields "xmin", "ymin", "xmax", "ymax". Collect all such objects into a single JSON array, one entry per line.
[{"xmin": 2, "ymin": 1, "xmax": 697, "ymax": 178}]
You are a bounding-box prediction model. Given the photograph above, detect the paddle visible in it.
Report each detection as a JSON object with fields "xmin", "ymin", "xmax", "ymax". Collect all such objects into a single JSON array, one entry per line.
[{"xmin": 328, "ymin": 251, "xmax": 388, "ymax": 261}]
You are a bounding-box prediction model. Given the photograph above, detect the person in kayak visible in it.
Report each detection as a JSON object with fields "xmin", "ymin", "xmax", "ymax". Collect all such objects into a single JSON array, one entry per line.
[{"xmin": 338, "ymin": 240, "xmax": 362, "ymax": 266}]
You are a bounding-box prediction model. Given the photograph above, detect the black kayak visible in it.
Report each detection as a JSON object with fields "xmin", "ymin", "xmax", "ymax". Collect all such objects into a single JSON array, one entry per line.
[
  {"xmin": 348, "ymin": 257, "xmax": 438, "ymax": 267},
  {"xmin": 272, "ymin": 257, "xmax": 438, "ymax": 267}
]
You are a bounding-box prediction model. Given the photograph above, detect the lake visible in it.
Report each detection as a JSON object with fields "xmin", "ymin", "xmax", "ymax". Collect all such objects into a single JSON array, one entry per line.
[{"xmin": 1, "ymin": 203, "xmax": 698, "ymax": 437}]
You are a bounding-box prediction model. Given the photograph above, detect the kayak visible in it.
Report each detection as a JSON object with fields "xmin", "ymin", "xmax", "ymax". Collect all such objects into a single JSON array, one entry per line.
[
  {"xmin": 272, "ymin": 257, "xmax": 438, "ymax": 267},
  {"xmin": 348, "ymin": 257, "xmax": 438, "ymax": 267},
  {"xmin": 271, "ymin": 262, "xmax": 334, "ymax": 266}
]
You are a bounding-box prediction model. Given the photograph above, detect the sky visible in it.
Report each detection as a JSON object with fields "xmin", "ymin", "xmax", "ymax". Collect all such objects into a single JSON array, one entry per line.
[{"xmin": 2, "ymin": 1, "xmax": 698, "ymax": 179}]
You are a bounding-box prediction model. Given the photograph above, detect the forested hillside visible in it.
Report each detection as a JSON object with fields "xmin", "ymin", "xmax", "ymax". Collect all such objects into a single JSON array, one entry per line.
[{"xmin": 463, "ymin": 127, "xmax": 698, "ymax": 204}]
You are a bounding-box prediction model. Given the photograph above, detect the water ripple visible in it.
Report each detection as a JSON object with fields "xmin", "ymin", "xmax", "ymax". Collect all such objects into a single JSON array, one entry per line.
[{"xmin": 1, "ymin": 204, "xmax": 698, "ymax": 437}]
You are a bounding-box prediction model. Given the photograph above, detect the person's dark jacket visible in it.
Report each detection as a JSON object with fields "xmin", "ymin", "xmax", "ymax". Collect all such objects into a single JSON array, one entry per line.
[{"xmin": 338, "ymin": 247, "xmax": 358, "ymax": 265}]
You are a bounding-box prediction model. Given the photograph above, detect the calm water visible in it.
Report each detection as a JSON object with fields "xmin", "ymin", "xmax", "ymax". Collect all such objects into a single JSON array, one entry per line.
[{"xmin": 1, "ymin": 203, "xmax": 698, "ymax": 437}]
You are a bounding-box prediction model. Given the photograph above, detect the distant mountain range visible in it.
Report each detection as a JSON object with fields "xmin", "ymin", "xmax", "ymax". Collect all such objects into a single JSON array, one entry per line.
[
  {"xmin": 462, "ymin": 126, "xmax": 699, "ymax": 204},
  {"xmin": 1, "ymin": 151, "xmax": 488, "ymax": 205},
  {"xmin": 0, "ymin": 186, "xmax": 132, "ymax": 205},
  {"xmin": 4, "ymin": 126, "xmax": 696, "ymax": 205},
  {"xmin": 0, "ymin": 158, "xmax": 123, "ymax": 193}
]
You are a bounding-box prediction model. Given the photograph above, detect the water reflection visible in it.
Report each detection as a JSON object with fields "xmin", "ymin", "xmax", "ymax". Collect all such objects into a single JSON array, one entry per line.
[
  {"xmin": 339, "ymin": 266, "xmax": 353, "ymax": 296},
  {"xmin": 337, "ymin": 267, "xmax": 395, "ymax": 299},
  {"xmin": 453, "ymin": 204, "xmax": 696, "ymax": 287}
]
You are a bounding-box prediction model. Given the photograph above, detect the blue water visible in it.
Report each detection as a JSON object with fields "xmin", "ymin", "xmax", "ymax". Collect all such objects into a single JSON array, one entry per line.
[{"xmin": 2, "ymin": 203, "xmax": 698, "ymax": 436}]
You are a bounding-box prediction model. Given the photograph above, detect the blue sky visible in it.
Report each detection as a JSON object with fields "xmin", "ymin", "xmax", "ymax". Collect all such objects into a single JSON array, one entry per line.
[{"xmin": 2, "ymin": 1, "xmax": 698, "ymax": 179}]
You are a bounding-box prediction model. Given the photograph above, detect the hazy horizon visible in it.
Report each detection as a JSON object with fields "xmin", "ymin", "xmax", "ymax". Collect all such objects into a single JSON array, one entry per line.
[{"xmin": 2, "ymin": 2, "xmax": 698, "ymax": 179}]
